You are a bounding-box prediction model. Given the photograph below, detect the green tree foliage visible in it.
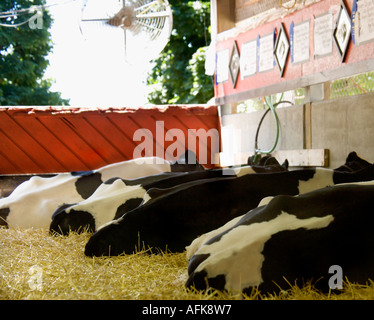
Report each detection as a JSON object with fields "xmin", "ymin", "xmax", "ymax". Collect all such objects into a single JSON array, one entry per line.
[
  {"xmin": 146, "ymin": 0, "xmax": 213, "ymax": 104},
  {"xmin": 0, "ymin": 0, "xmax": 68, "ymax": 105}
]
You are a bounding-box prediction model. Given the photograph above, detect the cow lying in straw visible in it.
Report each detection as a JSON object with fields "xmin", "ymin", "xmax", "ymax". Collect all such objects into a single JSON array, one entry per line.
[
  {"xmin": 186, "ymin": 181, "xmax": 374, "ymax": 294},
  {"xmin": 0, "ymin": 152, "xmax": 204, "ymax": 229}
]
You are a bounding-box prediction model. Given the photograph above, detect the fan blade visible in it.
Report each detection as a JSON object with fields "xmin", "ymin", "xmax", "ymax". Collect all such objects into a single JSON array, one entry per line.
[
  {"xmin": 136, "ymin": 11, "xmax": 170, "ymax": 19},
  {"xmin": 135, "ymin": 1, "xmax": 161, "ymax": 15}
]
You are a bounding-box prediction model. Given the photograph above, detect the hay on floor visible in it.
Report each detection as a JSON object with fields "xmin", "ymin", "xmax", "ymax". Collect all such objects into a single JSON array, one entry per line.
[{"xmin": 1, "ymin": 228, "xmax": 374, "ymax": 300}]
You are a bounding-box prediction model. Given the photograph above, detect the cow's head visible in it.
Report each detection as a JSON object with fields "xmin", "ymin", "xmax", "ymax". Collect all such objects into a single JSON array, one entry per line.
[{"xmin": 50, "ymin": 204, "xmax": 95, "ymax": 235}]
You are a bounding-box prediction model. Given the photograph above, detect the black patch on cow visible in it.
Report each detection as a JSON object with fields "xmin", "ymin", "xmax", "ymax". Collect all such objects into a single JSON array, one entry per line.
[
  {"xmin": 125, "ymin": 173, "xmax": 183, "ymax": 186},
  {"xmin": 186, "ymin": 269, "xmax": 226, "ymax": 292},
  {"xmin": 50, "ymin": 209, "xmax": 95, "ymax": 235},
  {"xmin": 145, "ymin": 187, "xmax": 185, "ymax": 200},
  {"xmin": 185, "ymin": 269, "xmax": 208, "ymax": 289},
  {"xmin": 0, "ymin": 208, "xmax": 9, "ymax": 228},
  {"xmin": 74, "ymin": 172, "xmax": 103, "ymax": 199},
  {"xmin": 188, "ymin": 253, "xmax": 210, "ymax": 275},
  {"xmin": 206, "ymin": 274, "xmax": 226, "ymax": 291},
  {"xmin": 85, "ymin": 222, "xmax": 131, "ymax": 256},
  {"xmin": 114, "ymin": 198, "xmax": 144, "ymax": 219},
  {"xmin": 333, "ymin": 164, "xmax": 374, "ymax": 184}
]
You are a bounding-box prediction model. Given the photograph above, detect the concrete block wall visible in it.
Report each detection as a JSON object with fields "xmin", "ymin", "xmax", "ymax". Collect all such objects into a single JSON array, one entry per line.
[{"xmin": 312, "ymin": 93, "xmax": 374, "ymax": 168}]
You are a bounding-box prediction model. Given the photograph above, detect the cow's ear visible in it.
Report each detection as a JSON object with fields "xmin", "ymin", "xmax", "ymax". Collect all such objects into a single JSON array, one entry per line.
[
  {"xmin": 247, "ymin": 154, "xmax": 261, "ymax": 165},
  {"xmin": 282, "ymin": 159, "xmax": 289, "ymax": 169},
  {"xmin": 178, "ymin": 150, "xmax": 197, "ymax": 165},
  {"xmin": 171, "ymin": 150, "xmax": 205, "ymax": 172}
]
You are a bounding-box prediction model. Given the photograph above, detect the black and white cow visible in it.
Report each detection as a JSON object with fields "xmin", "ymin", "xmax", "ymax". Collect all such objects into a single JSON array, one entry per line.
[
  {"xmin": 0, "ymin": 154, "xmax": 203, "ymax": 229},
  {"xmin": 186, "ymin": 181, "xmax": 374, "ymax": 294},
  {"xmin": 50, "ymin": 156, "xmax": 289, "ymax": 235},
  {"xmin": 49, "ymin": 168, "xmax": 248, "ymax": 235},
  {"xmin": 84, "ymin": 164, "xmax": 374, "ymax": 257}
]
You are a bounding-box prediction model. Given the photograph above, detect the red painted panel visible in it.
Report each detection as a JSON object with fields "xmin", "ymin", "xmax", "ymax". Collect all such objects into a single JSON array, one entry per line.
[
  {"xmin": 39, "ymin": 116, "xmax": 102, "ymax": 170},
  {"xmin": 58, "ymin": 116, "xmax": 125, "ymax": 164},
  {"xmin": 0, "ymin": 112, "xmax": 63, "ymax": 173},
  {"xmin": 83, "ymin": 116, "xmax": 133, "ymax": 162},
  {"xmin": 8, "ymin": 116, "xmax": 76, "ymax": 172},
  {"xmin": 0, "ymin": 106, "xmax": 220, "ymax": 174},
  {"xmin": 0, "ymin": 152, "xmax": 19, "ymax": 173},
  {"xmin": 0, "ymin": 130, "xmax": 40, "ymax": 174}
]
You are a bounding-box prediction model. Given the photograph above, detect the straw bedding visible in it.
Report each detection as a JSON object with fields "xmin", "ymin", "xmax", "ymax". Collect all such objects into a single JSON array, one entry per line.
[{"xmin": 1, "ymin": 227, "xmax": 374, "ymax": 300}]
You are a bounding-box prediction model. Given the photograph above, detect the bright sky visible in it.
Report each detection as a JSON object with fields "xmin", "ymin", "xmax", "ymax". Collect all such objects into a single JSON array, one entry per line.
[{"xmin": 44, "ymin": 0, "xmax": 152, "ymax": 107}]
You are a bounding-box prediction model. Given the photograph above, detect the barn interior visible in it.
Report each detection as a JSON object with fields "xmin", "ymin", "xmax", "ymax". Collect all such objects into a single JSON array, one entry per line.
[{"xmin": 1, "ymin": 0, "xmax": 374, "ymax": 302}]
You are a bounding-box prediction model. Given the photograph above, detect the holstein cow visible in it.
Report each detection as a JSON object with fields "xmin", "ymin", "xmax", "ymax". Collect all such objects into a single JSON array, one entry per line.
[
  {"xmin": 50, "ymin": 167, "xmax": 255, "ymax": 235},
  {"xmin": 0, "ymin": 154, "xmax": 203, "ymax": 229},
  {"xmin": 186, "ymin": 181, "xmax": 374, "ymax": 294},
  {"xmin": 50, "ymin": 156, "xmax": 289, "ymax": 235},
  {"xmin": 84, "ymin": 164, "xmax": 374, "ymax": 257}
]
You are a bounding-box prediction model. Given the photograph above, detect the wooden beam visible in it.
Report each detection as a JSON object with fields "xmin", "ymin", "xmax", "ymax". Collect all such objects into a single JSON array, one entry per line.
[
  {"xmin": 273, "ymin": 149, "xmax": 329, "ymax": 167},
  {"xmin": 217, "ymin": 0, "xmax": 235, "ymax": 33},
  {"xmin": 303, "ymin": 102, "xmax": 312, "ymax": 149}
]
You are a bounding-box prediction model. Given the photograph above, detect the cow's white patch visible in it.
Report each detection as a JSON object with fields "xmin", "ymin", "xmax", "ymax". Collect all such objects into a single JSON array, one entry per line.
[
  {"xmin": 193, "ymin": 211, "xmax": 334, "ymax": 292},
  {"xmin": 298, "ymin": 168, "xmax": 334, "ymax": 194},
  {"xmin": 98, "ymin": 157, "xmax": 171, "ymax": 181},
  {"xmin": 257, "ymin": 196, "xmax": 274, "ymax": 207},
  {"xmin": 186, "ymin": 196, "xmax": 275, "ymax": 259},
  {"xmin": 66, "ymin": 179, "xmax": 145, "ymax": 229},
  {"xmin": 231, "ymin": 166, "xmax": 256, "ymax": 177},
  {"xmin": 186, "ymin": 214, "xmax": 245, "ymax": 260},
  {"xmin": 142, "ymin": 192, "xmax": 152, "ymax": 204},
  {"xmin": 2, "ymin": 174, "xmax": 82, "ymax": 228}
]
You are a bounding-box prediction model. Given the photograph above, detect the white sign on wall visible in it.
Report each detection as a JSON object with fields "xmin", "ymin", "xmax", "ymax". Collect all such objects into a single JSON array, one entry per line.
[
  {"xmin": 354, "ymin": 0, "xmax": 374, "ymax": 45},
  {"xmin": 216, "ymin": 49, "xmax": 229, "ymax": 83},
  {"xmin": 240, "ymin": 40, "xmax": 257, "ymax": 78},
  {"xmin": 314, "ymin": 13, "xmax": 334, "ymax": 58},
  {"xmin": 291, "ymin": 20, "xmax": 310, "ymax": 64},
  {"xmin": 258, "ymin": 33, "xmax": 274, "ymax": 73}
]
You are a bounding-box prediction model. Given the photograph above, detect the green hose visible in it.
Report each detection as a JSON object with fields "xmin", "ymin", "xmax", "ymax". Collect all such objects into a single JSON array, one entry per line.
[{"xmin": 252, "ymin": 95, "xmax": 293, "ymax": 164}]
